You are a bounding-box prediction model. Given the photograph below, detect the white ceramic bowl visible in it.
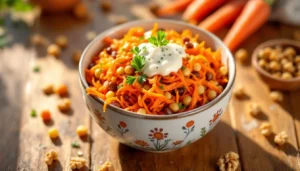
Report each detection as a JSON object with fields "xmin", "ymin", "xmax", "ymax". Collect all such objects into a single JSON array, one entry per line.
[{"xmin": 79, "ymin": 20, "xmax": 235, "ymax": 152}]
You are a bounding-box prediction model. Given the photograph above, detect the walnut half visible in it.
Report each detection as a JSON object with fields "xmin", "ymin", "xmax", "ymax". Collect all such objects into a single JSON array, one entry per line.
[
  {"xmin": 70, "ymin": 157, "xmax": 86, "ymax": 170},
  {"xmin": 44, "ymin": 150, "xmax": 58, "ymax": 165},
  {"xmin": 99, "ymin": 161, "xmax": 114, "ymax": 171},
  {"xmin": 217, "ymin": 151, "xmax": 240, "ymax": 171}
]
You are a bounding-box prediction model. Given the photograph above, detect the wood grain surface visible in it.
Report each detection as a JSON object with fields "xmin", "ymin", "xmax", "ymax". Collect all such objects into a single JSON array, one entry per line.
[{"xmin": 1, "ymin": 0, "xmax": 300, "ymax": 171}]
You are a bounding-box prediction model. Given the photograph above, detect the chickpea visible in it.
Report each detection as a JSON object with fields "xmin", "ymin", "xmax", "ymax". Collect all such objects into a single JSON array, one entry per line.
[
  {"xmin": 197, "ymin": 85, "xmax": 206, "ymax": 95},
  {"xmin": 283, "ymin": 62, "xmax": 295, "ymax": 73},
  {"xmin": 94, "ymin": 69, "xmax": 102, "ymax": 78},
  {"xmin": 72, "ymin": 50, "xmax": 82, "ymax": 64},
  {"xmin": 283, "ymin": 47, "xmax": 296, "ymax": 57},
  {"xmin": 31, "ymin": 34, "xmax": 46, "ymax": 46},
  {"xmin": 269, "ymin": 61, "xmax": 281, "ymax": 71},
  {"xmin": 42, "ymin": 84, "xmax": 54, "ymax": 95},
  {"xmin": 219, "ymin": 66, "xmax": 228, "ymax": 76},
  {"xmin": 164, "ymin": 92, "xmax": 172, "ymax": 99},
  {"xmin": 269, "ymin": 51, "xmax": 279, "ymax": 61},
  {"xmin": 217, "ymin": 85, "xmax": 224, "ymax": 91},
  {"xmin": 258, "ymin": 47, "xmax": 272, "ymax": 59},
  {"xmin": 207, "ymin": 90, "xmax": 217, "ymax": 100},
  {"xmin": 76, "ymin": 125, "xmax": 88, "ymax": 137},
  {"xmin": 274, "ymin": 45, "xmax": 283, "ymax": 53},
  {"xmin": 57, "ymin": 98, "xmax": 71, "ymax": 112},
  {"xmin": 235, "ymin": 48, "xmax": 248, "ymax": 63},
  {"xmin": 249, "ymin": 103, "xmax": 261, "ymax": 116},
  {"xmin": 259, "ymin": 122, "xmax": 272, "ymax": 136},
  {"xmin": 193, "ymin": 63, "xmax": 201, "ymax": 71},
  {"xmin": 47, "ymin": 44, "xmax": 61, "ymax": 58},
  {"xmin": 269, "ymin": 91, "xmax": 283, "ymax": 102},
  {"xmin": 294, "ymin": 56, "xmax": 300, "ymax": 64},
  {"xmin": 143, "ymin": 84, "xmax": 151, "ymax": 90},
  {"xmin": 211, "ymin": 80, "xmax": 219, "ymax": 85},
  {"xmin": 169, "ymin": 103, "xmax": 179, "ymax": 112},
  {"xmin": 48, "ymin": 128, "xmax": 59, "ymax": 139},
  {"xmin": 183, "ymin": 96, "xmax": 192, "ymax": 106},
  {"xmin": 258, "ymin": 59, "xmax": 268, "ymax": 69},
  {"xmin": 103, "ymin": 81, "xmax": 109, "ymax": 89},
  {"xmin": 183, "ymin": 68, "xmax": 191, "ymax": 77},
  {"xmin": 55, "ymin": 84, "xmax": 68, "ymax": 97},
  {"xmin": 281, "ymin": 72, "xmax": 292, "ymax": 79},
  {"xmin": 137, "ymin": 108, "xmax": 146, "ymax": 114},
  {"xmin": 55, "ymin": 35, "xmax": 68, "ymax": 48},
  {"xmin": 124, "ymin": 65, "xmax": 134, "ymax": 75},
  {"xmin": 106, "ymin": 91, "xmax": 115, "ymax": 98},
  {"xmin": 234, "ymin": 85, "xmax": 245, "ymax": 98},
  {"xmin": 116, "ymin": 67, "xmax": 125, "ymax": 75},
  {"xmin": 280, "ymin": 58, "xmax": 289, "ymax": 66}
]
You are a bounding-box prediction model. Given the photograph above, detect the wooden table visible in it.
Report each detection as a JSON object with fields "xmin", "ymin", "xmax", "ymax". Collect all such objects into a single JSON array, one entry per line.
[{"xmin": 1, "ymin": 0, "xmax": 300, "ymax": 170}]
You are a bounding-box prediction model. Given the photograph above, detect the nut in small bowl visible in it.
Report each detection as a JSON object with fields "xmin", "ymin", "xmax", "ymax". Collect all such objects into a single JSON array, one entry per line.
[{"xmin": 252, "ymin": 39, "xmax": 300, "ymax": 91}]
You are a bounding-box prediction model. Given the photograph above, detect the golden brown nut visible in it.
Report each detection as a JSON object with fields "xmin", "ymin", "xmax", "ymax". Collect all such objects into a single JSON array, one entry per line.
[
  {"xmin": 280, "ymin": 58, "xmax": 289, "ymax": 66},
  {"xmin": 274, "ymin": 131, "xmax": 288, "ymax": 146},
  {"xmin": 217, "ymin": 151, "xmax": 239, "ymax": 171},
  {"xmin": 259, "ymin": 122, "xmax": 272, "ymax": 136},
  {"xmin": 283, "ymin": 62, "xmax": 295, "ymax": 73},
  {"xmin": 294, "ymin": 56, "xmax": 300, "ymax": 64},
  {"xmin": 73, "ymin": 2, "xmax": 88, "ymax": 19},
  {"xmin": 70, "ymin": 157, "xmax": 86, "ymax": 170},
  {"xmin": 281, "ymin": 72, "xmax": 293, "ymax": 79},
  {"xmin": 57, "ymin": 98, "xmax": 71, "ymax": 112},
  {"xmin": 99, "ymin": 161, "xmax": 114, "ymax": 171},
  {"xmin": 47, "ymin": 44, "xmax": 61, "ymax": 58},
  {"xmin": 235, "ymin": 48, "xmax": 248, "ymax": 63},
  {"xmin": 269, "ymin": 61, "xmax": 281, "ymax": 71},
  {"xmin": 31, "ymin": 34, "xmax": 46, "ymax": 46},
  {"xmin": 258, "ymin": 47, "xmax": 272, "ymax": 60},
  {"xmin": 42, "ymin": 84, "xmax": 54, "ymax": 95},
  {"xmin": 272, "ymin": 72, "xmax": 281, "ymax": 78},
  {"xmin": 219, "ymin": 66, "xmax": 228, "ymax": 76},
  {"xmin": 249, "ymin": 103, "xmax": 261, "ymax": 116},
  {"xmin": 55, "ymin": 84, "xmax": 69, "ymax": 97},
  {"xmin": 283, "ymin": 47, "xmax": 296, "ymax": 57},
  {"xmin": 55, "ymin": 35, "xmax": 68, "ymax": 48},
  {"xmin": 234, "ymin": 85, "xmax": 245, "ymax": 98},
  {"xmin": 269, "ymin": 51, "xmax": 279, "ymax": 61},
  {"xmin": 45, "ymin": 150, "xmax": 58, "ymax": 165},
  {"xmin": 258, "ymin": 59, "xmax": 268, "ymax": 70},
  {"xmin": 269, "ymin": 91, "xmax": 283, "ymax": 102},
  {"xmin": 72, "ymin": 50, "xmax": 82, "ymax": 64}
]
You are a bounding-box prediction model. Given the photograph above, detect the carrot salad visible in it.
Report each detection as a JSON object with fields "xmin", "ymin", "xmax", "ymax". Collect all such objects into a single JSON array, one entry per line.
[{"xmin": 85, "ymin": 24, "xmax": 229, "ymax": 115}]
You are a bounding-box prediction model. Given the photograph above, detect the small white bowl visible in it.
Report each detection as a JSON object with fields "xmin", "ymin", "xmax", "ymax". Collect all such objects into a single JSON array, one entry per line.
[{"xmin": 79, "ymin": 20, "xmax": 236, "ymax": 152}]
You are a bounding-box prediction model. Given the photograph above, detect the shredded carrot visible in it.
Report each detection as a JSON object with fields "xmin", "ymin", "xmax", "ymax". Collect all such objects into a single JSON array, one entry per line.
[{"xmin": 85, "ymin": 24, "xmax": 228, "ymax": 114}]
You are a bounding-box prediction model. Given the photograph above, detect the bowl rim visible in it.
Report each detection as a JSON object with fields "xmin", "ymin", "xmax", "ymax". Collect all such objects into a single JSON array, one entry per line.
[
  {"xmin": 79, "ymin": 19, "xmax": 236, "ymax": 119},
  {"xmin": 252, "ymin": 39, "xmax": 300, "ymax": 83}
]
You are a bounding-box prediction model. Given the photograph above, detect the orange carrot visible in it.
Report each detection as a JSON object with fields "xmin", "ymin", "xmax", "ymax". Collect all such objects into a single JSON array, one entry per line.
[
  {"xmin": 223, "ymin": 0, "xmax": 272, "ymax": 50},
  {"xmin": 199, "ymin": 0, "xmax": 246, "ymax": 32},
  {"xmin": 182, "ymin": 0, "xmax": 227, "ymax": 22},
  {"xmin": 157, "ymin": 0, "xmax": 194, "ymax": 16}
]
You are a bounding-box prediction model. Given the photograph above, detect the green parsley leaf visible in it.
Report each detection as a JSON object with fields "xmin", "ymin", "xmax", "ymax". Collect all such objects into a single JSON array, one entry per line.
[
  {"xmin": 181, "ymin": 66, "xmax": 186, "ymax": 71},
  {"xmin": 33, "ymin": 66, "xmax": 40, "ymax": 73},
  {"xmin": 131, "ymin": 46, "xmax": 141, "ymax": 55},
  {"xmin": 131, "ymin": 55, "xmax": 145, "ymax": 72},
  {"xmin": 148, "ymin": 30, "xmax": 169, "ymax": 47},
  {"xmin": 178, "ymin": 103, "xmax": 185, "ymax": 110},
  {"xmin": 117, "ymin": 84, "xmax": 123, "ymax": 90},
  {"xmin": 126, "ymin": 76, "xmax": 136, "ymax": 85},
  {"xmin": 159, "ymin": 85, "xmax": 164, "ymax": 90},
  {"xmin": 31, "ymin": 109, "xmax": 37, "ymax": 117},
  {"xmin": 137, "ymin": 74, "xmax": 147, "ymax": 84},
  {"xmin": 71, "ymin": 141, "xmax": 80, "ymax": 148},
  {"xmin": 139, "ymin": 36, "xmax": 144, "ymax": 40}
]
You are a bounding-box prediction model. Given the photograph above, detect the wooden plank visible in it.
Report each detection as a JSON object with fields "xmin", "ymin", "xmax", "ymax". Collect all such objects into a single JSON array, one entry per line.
[{"xmin": 230, "ymin": 24, "xmax": 299, "ymax": 171}]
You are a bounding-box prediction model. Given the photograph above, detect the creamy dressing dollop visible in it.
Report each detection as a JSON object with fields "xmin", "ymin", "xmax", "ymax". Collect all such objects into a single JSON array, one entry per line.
[{"xmin": 138, "ymin": 43, "xmax": 186, "ymax": 77}]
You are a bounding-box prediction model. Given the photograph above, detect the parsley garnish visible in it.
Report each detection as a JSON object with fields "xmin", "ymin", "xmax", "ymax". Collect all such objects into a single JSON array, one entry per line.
[
  {"xmin": 159, "ymin": 85, "xmax": 164, "ymax": 90},
  {"xmin": 71, "ymin": 141, "xmax": 80, "ymax": 148},
  {"xmin": 137, "ymin": 74, "xmax": 147, "ymax": 84},
  {"xmin": 33, "ymin": 66, "xmax": 40, "ymax": 73},
  {"xmin": 148, "ymin": 30, "xmax": 169, "ymax": 47},
  {"xmin": 31, "ymin": 109, "xmax": 37, "ymax": 117},
  {"xmin": 126, "ymin": 76, "xmax": 136, "ymax": 85},
  {"xmin": 117, "ymin": 84, "xmax": 123, "ymax": 90},
  {"xmin": 178, "ymin": 103, "xmax": 185, "ymax": 110},
  {"xmin": 131, "ymin": 47, "xmax": 141, "ymax": 55},
  {"xmin": 131, "ymin": 55, "xmax": 145, "ymax": 72}
]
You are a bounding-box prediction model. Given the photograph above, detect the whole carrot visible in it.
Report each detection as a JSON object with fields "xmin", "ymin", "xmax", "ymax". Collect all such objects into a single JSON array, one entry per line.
[
  {"xmin": 223, "ymin": 0, "xmax": 272, "ymax": 51},
  {"xmin": 182, "ymin": 0, "xmax": 227, "ymax": 22},
  {"xmin": 156, "ymin": 0, "xmax": 194, "ymax": 16},
  {"xmin": 199, "ymin": 0, "xmax": 246, "ymax": 33}
]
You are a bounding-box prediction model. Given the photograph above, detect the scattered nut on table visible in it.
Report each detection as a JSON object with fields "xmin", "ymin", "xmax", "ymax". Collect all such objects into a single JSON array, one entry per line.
[
  {"xmin": 55, "ymin": 84, "xmax": 69, "ymax": 97},
  {"xmin": 235, "ymin": 48, "xmax": 248, "ymax": 63},
  {"xmin": 57, "ymin": 98, "xmax": 71, "ymax": 112},
  {"xmin": 274, "ymin": 131, "xmax": 288, "ymax": 146},
  {"xmin": 42, "ymin": 83, "xmax": 54, "ymax": 95},
  {"xmin": 99, "ymin": 161, "xmax": 114, "ymax": 171},
  {"xmin": 48, "ymin": 128, "xmax": 59, "ymax": 139},
  {"xmin": 217, "ymin": 151, "xmax": 239, "ymax": 171},
  {"xmin": 72, "ymin": 50, "xmax": 82, "ymax": 64},
  {"xmin": 73, "ymin": 2, "xmax": 89, "ymax": 19},
  {"xmin": 259, "ymin": 122, "xmax": 272, "ymax": 136},
  {"xmin": 99, "ymin": 1, "xmax": 112, "ymax": 12},
  {"xmin": 86, "ymin": 31, "xmax": 97, "ymax": 41},
  {"xmin": 47, "ymin": 44, "xmax": 61, "ymax": 58},
  {"xmin": 269, "ymin": 91, "xmax": 283, "ymax": 102},
  {"xmin": 31, "ymin": 34, "xmax": 46, "ymax": 46},
  {"xmin": 234, "ymin": 85, "xmax": 246, "ymax": 98},
  {"xmin": 76, "ymin": 125, "xmax": 88, "ymax": 137},
  {"xmin": 44, "ymin": 150, "xmax": 58, "ymax": 165},
  {"xmin": 249, "ymin": 103, "xmax": 261, "ymax": 116},
  {"xmin": 70, "ymin": 157, "xmax": 86, "ymax": 170},
  {"xmin": 55, "ymin": 35, "xmax": 68, "ymax": 48}
]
